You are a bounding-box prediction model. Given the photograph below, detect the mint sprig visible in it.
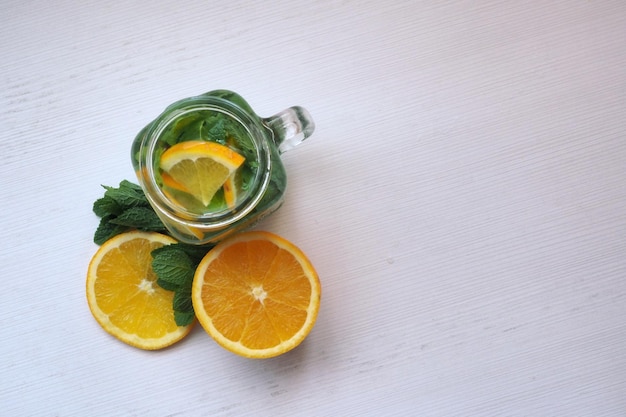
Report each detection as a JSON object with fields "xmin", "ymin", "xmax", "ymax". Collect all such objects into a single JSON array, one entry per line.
[
  {"xmin": 92, "ymin": 180, "xmax": 214, "ymax": 327},
  {"xmin": 151, "ymin": 243, "xmax": 211, "ymax": 326},
  {"xmin": 93, "ymin": 180, "xmax": 166, "ymax": 244}
]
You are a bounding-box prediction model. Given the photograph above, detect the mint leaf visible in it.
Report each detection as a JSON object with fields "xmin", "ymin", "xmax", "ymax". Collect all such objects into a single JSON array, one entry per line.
[
  {"xmin": 94, "ymin": 214, "xmax": 128, "ymax": 245},
  {"xmin": 173, "ymin": 286, "xmax": 193, "ymax": 312},
  {"xmin": 177, "ymin": 118, "xmax": 204, "ymax": 143},
  {"xmin": 103, "ymin": 180, "xmax": 150, "ymax": 210},
  {"xmin": 151, "ymin": 245, "xmax": 195, "ymax": 290},
  {"xmin": 93, "ymin": 195, "xmax": 122, "ymax": 217},
  {"xmin": 177, "ymin": 242, "xmax": 214, "ymax": 264},
  {"xmin": 174, "ymin": 311, "xmax": 196, "ymax": 327},
  {"xmin": 155, "ymin": 278, "xmax": 179, "ymax": 292},
  {"xmin": 226, "ymin": 120, "xmax": 255, "ymax": 160},
  {"xmin": 207, "ymin": 118, "xmax": 226, "ymax": 144},
  {"xmin": 110, "ymin": 206, "xmax": 166, "ymax": 231},
  {"xmin": 166, "ymin": 114, "xmax": 197, "ymax": 145},
  {"xmin": 151, "ymin": 243, "xmax": 211, "ymax": 327},
  {"xmin": 92, "ymin": 181, "xmax": 169, "ymax": 244},
  {"xmin": 151, "ymin": 243, "xmax": 215, "ymax": 326}
]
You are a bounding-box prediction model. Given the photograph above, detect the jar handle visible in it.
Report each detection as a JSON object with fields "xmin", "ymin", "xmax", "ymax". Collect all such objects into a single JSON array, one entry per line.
[{"xmin": 263, "ymin": 106, "xmax": 315, "ymax": 154}]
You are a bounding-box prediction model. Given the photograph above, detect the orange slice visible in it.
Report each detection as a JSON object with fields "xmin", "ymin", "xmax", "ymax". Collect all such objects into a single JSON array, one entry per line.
[
  {"xmin": 160, "ymin": 140, "xmax": 245, "ymax": 206},
  {"xmin": 192, "ymin": 231, "xmax": 321, "ymax": 358},
  {"xmin": 86, "ymin": 231, "xmax": 194, "ymax": 350},
  {"xmin": 223, "ymin": 173, "xmax": 238, "ymax": 209},
  {"xmin": 223, "ymin": 137, "xmax": 241, "ymax": 209}
]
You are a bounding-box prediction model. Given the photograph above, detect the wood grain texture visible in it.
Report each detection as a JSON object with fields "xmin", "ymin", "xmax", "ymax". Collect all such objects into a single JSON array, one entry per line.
[{"xmin": 1, "ymin": 1, "xmax": 625, "ymax": 415}]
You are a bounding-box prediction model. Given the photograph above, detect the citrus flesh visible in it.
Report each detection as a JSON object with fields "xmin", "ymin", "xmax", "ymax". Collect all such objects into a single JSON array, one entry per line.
[
  {"xmin": 159, "ymin": 140, "xmax": 245, "ymax": 206},
  {"xmin": 86, "ymin": 231, "xmax": 193, "ymax": 350},
  {"xmin": 192, "ymin": 231, "xmax": 321, "ymax": 358},
  {"xmin": 222, "ymin": 172, "xmax": 238, "ymax": 209}
]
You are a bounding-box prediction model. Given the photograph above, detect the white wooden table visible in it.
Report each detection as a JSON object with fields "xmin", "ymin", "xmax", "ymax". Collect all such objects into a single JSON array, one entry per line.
[{"xmin": 2, "ymin": 1, "xmax": 625, "ymax": 415}]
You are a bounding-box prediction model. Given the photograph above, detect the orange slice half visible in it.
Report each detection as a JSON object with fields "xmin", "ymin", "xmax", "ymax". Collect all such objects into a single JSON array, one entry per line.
[
  {"xmin": 86, "ymin": 231, "xmax": 194, "ymax": 349},
  {"xmin": 192, "ymin": 231, "xmax": 321, "ymax": 358}
]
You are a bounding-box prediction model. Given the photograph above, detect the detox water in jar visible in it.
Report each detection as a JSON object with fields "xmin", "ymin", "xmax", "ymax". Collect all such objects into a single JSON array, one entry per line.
[{"xmin": 131, "ymin": 90, "xmax": 312, "ymax": 244}]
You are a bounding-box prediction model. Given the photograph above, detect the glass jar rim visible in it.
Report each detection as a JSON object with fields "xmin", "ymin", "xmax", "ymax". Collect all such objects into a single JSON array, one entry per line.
[{"xmin": 138, "ymin": 97, "xmax": 272, "ymax": 229}]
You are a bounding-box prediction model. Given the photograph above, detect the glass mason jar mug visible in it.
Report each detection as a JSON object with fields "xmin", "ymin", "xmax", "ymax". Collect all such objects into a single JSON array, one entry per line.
[{"xmin": 131, "ymin": 90, "xmax": 314, "ymax": 245}]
